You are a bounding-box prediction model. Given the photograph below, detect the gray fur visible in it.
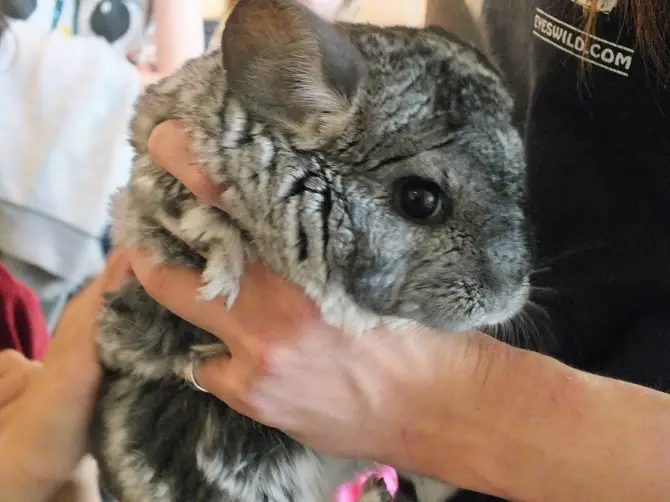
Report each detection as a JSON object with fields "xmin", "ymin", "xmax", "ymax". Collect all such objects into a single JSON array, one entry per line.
[{"xmin": 90, "ymin": 0, "xmax": 530, "ymax": 501}]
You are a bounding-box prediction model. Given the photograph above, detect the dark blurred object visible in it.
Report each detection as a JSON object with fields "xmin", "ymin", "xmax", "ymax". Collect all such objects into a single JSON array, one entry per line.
[
  {"xmin": 0, "ymin": 0, "xmax": 37, "ymax": 21},
  {"xmin": 204, "ymin": 19, "xmax": 219, "ymax": 48},
  {"xmin": 397, "ymin": 476, "xmax": 419, "ymax": 501}
]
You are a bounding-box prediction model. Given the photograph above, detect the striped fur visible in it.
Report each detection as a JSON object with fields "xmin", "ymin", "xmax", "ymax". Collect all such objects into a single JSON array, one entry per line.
[{"xmin": 90, "ymin": 1, "xmax": 530, "ymax": 501}]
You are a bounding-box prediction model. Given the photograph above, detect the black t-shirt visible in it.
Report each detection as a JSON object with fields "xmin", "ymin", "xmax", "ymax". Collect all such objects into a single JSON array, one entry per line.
[{"xmin": 448, "ymin": 1, "xmax": 670, "ymax": 500}]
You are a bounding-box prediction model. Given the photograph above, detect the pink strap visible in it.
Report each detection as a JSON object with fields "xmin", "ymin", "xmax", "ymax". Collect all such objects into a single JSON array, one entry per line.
[{"xmin": 334, "ymin": 464, "xmax": 399, "ymax": 502}]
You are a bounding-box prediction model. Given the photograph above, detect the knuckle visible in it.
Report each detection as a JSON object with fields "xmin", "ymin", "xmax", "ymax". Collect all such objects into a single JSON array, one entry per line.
[
  {"xmin": 147, "ymin": 122, "xmax": 168, "ymax": 161},
  {"xmin": 137, "ymin": 261, "xmax": 171, "ymax": 298},
  {"xmin": 231, "ymin": 366, "xmax": 261, "ymax": 403},
  {"xmin": 189, "ymin": 172, "xmax": 217, "ymax": 203},
  {"xmin": 202, "ymin": 360, "xmax": 263, "ymax": 419},
  {"xmin": 226, "ymin": 376, "xmax": 251, "ymax": 401},
  {"xmin": 247, "ymin": 342, "xmax": 273, "ymax": 374},
  {"xmin": 104, "ymin": 257, "xmax": 132, "ymax": 290},
  {"xmin": 0, "ymin": 349, "xmax": 26, "ymax": 368}
]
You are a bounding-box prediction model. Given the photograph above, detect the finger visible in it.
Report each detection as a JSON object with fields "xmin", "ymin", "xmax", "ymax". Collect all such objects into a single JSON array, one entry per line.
[
  {"xmin": 196, "ymin": 357, "xmax": 261, "ymax": 419},
  {"xmin": 65, "ymin": 250, "xmax": 132, "ymax": 313},
  {"xmin": 98, "ymin": 248, "xmax": 133, "ymax": 292},
  {"xmin": 148, "ymin": 120, "xmax": 226, "ymax": 206},
  {"xmin": 0, "ymin": 350, "xmax": 29, "ymax": 378},
  {"xmin": 0, "ymin": 356, "xmax": 40, "ymax": 407},
  {"xmin": 127, "ymin": 246, "xmax": 246, "ymax": 350},
  {"xmin": 0, "ymin": 371, "xmax": 30, "ymax": 407},
  {"xmin": 82, "ymin": 252, "xmax": 131, "ymax": 299}
]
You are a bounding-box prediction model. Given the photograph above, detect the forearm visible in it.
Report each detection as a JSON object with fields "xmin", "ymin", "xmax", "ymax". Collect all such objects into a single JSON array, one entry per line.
[
  {"xmin": 400, "ymin": 334, "xmax": 670, "ymax": 501},
  {"xmin": 502, "ymin": 351, "xmax": 670, "ymax": 501},
  {"xmin": 152, "ymin": 0, "xmax": 204, "ymax": 75}
]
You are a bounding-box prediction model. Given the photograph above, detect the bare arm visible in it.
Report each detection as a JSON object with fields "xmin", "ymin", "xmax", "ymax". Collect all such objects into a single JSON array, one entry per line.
[
  {"xmin": 140, "ymin": 0, "xmax": 205, "ymax": 87},
  {"xmin": 400, "ymin": 335, "xmax": 670, "ymax": 501},
  {"xmin": 465, "ymin": 0, "xmax": 483, "ymax": 19}
]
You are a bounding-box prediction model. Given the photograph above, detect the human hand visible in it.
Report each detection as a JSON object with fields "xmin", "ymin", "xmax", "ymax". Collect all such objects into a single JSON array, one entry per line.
[
  {"xmin": 0, "ymin": 249, "xmax": 132, "ymax": 500},
  {"xmin": 0, "ymin": 350, "xmax": 41, "ymax": 427},
  {"xmin": 128, "ymin": 243, "xmax": 492, "ymax": 470},
  {"xmin": 141, "ymin": 120, "xmax": 502, "ymax": 471}
]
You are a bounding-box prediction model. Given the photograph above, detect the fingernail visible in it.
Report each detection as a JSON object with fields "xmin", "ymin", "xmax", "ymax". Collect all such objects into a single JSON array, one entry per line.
[{"xmin": 215, "ymin": 187, "xmax": 234, "ymax": 213}]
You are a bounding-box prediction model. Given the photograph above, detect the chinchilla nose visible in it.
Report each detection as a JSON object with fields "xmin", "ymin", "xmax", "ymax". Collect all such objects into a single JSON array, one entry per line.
[
  {"xmin": 482, "ymin": 220, "xmax": 531, "ymax": 291},
  {"xmin": 345, "ymin": 265, "xmax": 402, "ymax": 316}
]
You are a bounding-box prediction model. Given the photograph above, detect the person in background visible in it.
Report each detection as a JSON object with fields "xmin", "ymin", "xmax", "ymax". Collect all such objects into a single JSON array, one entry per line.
[
  {"xmin": 0, "ymin": 5, "xmax": 203, "ymax": 499},
  {"xmin": 136, "ymin": 1, "xmax": 208, "ymax": 87},
  {"xmin": 0, "ymin": 263, "xmax": 48, "ymax": 359},
  {"xmin": 0, "ymin": 13, "xmax": 122, "ymax": 501},
  {"xmin": 1, "ymin": 0, "xmax": 205, "ymax": 87},
  {"xmin": 0, "ymin": 0, "xmax": 205, "ymax": 329},
  {"xmin": 0, "ymin": 249, "xmax": 131, "ymax": 502}
]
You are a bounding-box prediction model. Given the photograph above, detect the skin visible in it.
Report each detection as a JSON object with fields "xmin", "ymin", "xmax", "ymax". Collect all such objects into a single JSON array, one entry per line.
[
  {"xmin": 138, "ymin": 0, "xmax": 205, "ymax": 88},
  {"xmin": 1, "ymin": 120, "xmax": 669, "ymax": 502},
  {"xmin": 0, "ymin": 250, "xmax": 131, "ymax": 502}
]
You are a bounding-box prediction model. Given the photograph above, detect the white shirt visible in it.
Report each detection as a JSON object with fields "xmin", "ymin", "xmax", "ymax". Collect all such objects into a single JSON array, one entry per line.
[
  {"xmin": 0, "ymin": 18, "xmax": 140, "ymax": 284},
  {"xmin": 2, "ymin": 0, "xmax": 153, "ymax": 62}
]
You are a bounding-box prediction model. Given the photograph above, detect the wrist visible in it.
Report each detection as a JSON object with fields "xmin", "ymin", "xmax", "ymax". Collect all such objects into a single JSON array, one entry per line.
[
  {"xmin": 383, "ymin": 334, "xmax": 594, "ymax": 498},
  {"xmin": 424, "ymin": 335, "xmax": 670, "ymax": 501},
  {"xmin": 391, "ymin": 332, "xmax": 539, "ymax": 495},
  {"xmin": 365, "ymin": 331, "xmax": 524, "ymax": 490},
  {"xmin": 448, "ymin": 338, "xmax": 592, "ymax": 499}
]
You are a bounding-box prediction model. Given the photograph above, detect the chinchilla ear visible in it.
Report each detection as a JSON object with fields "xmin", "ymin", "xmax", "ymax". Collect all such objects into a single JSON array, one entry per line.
[{"xmin": 221, "ymin": 0, "xmax": 367, "ymax": 149}]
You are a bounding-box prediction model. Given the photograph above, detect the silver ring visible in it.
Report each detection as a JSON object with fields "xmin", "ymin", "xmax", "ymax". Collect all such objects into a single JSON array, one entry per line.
[{"xmin": 185, "ymin": 359, "xmax": 209, "ymax": 393}]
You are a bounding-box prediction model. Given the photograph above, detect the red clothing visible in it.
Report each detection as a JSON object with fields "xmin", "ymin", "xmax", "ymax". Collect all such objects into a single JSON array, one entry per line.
[{"xmin": 0, "ymin": 263, "xmax": 49, "ymax": 360}]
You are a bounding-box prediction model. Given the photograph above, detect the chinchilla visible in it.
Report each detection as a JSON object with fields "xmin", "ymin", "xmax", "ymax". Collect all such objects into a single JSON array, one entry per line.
[{"xmin": 90, "ymin": 1, "xmax": 531, "ymax": 501}]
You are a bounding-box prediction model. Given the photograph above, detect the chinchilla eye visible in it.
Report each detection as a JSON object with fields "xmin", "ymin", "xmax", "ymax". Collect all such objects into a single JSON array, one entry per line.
[{"xmin": 392, "ymin": 176, "xmax": 450, "ymax": 225}]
